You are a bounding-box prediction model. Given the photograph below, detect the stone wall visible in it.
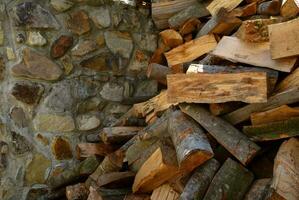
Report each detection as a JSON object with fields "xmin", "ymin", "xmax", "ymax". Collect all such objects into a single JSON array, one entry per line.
[{"xmin": 0, "ymin": 0, "xmax": 158, "ymax": 199}]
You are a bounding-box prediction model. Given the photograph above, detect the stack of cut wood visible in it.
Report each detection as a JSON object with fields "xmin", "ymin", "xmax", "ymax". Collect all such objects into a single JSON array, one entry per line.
[{"xmin": 63, "ymin": 0, "xmax": 299, "ymax": 200}]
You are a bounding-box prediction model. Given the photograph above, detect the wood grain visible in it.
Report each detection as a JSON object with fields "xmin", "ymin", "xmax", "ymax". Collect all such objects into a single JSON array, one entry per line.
[{"xmin": 207, "ymin": 0, "xmax": 243, "ymax": 16}]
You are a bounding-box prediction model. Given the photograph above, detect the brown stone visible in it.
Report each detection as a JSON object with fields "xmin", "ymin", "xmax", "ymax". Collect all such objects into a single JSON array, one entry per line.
[
  {"xmin": 71, "ymin": 40, "xmax": 97, "ymax": 57},
  {"xmin": 51, "ymin": 35, "xmax": 73, "ymax": 59},
  {"xmin": 80, "ymin": 54, "xmax": 110, "ymax": 72},
  {"xmin": 67, "ymin": 10, "xmax": 91, "ymax": 35},
  {"xmin": 66, "ymin": 183, "xmax": 89, "ymax": 200},
  {"xmin": 11, "ymin": 83, "xmax": 43, "ymax": 105},
  {"xmin": 51, "ymin": 137, "xmax": 73, "ymax": 160},
  {"xmin": 10, "ymin": 107, "xmax": 28, "ymax": 128}
]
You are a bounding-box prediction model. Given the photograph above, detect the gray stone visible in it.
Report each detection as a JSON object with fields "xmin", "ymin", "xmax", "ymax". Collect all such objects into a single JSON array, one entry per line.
[
  {"xmin": 128, "ymin": 49, "xmax": 150, "ymax": 74},
  {"xmin": 11, "ymin": 132, "xmax": 32, "ymax": 155},
  {"xmin": 134, "ymin": 80, "xmax": 158, "ymax": 97},
  {"xmin": 132, "ymin": 33, "xmax": 158, "ymax": 52},
  {"xmin": 0, "ymin": 141, "xmax": 8, "ymax": 172},
  {"xmin": 10, "ymin": 107, "xmax": 28, "ymax": 128},
  {"xmin": 77, "ymin": 97, "xmax": 106, "ymax": 114},
  {"xmin": 6, "ymin": 47, "xmax": 16, "ymax": 60},
  {"xmin": 91, "ymin": 7, "xmax": 111, "ymax": 28},
  {"xmin": 50, "ymin": 0, "xmax": 74, "ymax": 12},
  {"xmin": 104, "ymin": 31, "xmax": 133, "ymax": 58},
  {"xmin": 71, "ymin": 40, "xmax": 97, "ymax": 57},
  {"xmin": 100, "ymin": 82, "xmax": 124, "ymax": 102},
  {"xmin": 26, "ymin": 31, "xmax": 47, "ymax": 46},
  {"xmin": 76, "ymin": 114, "xmax": 101, "ymax": 131}
]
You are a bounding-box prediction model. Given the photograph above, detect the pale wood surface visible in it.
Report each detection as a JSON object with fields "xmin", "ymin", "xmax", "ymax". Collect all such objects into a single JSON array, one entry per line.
[
  {"xmin": 151, "ymin": 184, "xmax": 180, "ymax": 200},
  {"xmin": 276, "ymin": 67, "xmax": 299, "ymax": 93},
  {"xmin": 207, "ymin": 0, "xmax": 243, "ymax": 16},
  {"xmin": 281, "ymin": 0, "xmax": 299, "ymax": 18},
  {"xmin": 160, "ymin": 29, "xmax": 183, "ymax": 48}
]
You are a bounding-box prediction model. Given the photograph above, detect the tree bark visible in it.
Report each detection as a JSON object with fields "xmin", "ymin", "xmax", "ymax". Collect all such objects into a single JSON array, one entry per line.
[
  {"xmin": 100, "ymin": 127, "xmax": 143, "ymax": 144},
  {"xmin": 147, "ymin": 63, "xmax": 171, "ymax": 85},
  {"xmin": 244, "ymin": 179, "xmax": 271, "ymax": 200}
]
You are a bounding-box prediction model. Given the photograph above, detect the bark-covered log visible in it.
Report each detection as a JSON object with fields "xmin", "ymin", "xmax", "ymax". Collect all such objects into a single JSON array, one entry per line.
[
  {"xmin": 76, "ymin": 143, "xmax": 115, "ymax": 160},
  {"xmin": 96, "ymin": 171, "xmax": 135, "ymax": 188},
  {"xmin": 168, "ymin": 110, "xmax": 214, "ymax": 171},
  {"xmin": 179, "ymin": 159, "xmax": 220, "ymax": 200},
  {"xmin": 124, "ymin": 194, "xmax": 150, "ymax": 200},
  {"xmin": 180, "ymin": 104, "xmax": 260, "ymax": 165},
  {"xmin": 100, "ymin": 127, "xmax": 143, "ymax": 144},
  {"xmin": 244, "ymin": 179, "xmax": 272, "ymax": 200},
  {"xmin": 147, "ymin": 63, "xmax": 171, "ymax": 85},
  {"xmin": 203, "ymin": 158, "xmax": 254, "ymax": 200}
]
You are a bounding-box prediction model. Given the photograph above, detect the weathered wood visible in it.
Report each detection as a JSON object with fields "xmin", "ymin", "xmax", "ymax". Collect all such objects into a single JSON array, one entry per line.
[
  {"xmin": 224, "ymin": 87, "xmax": 299, "ymax": 125},
  {"xmin": 149, "ymin": 42, "xmax": 169, "ymax": 65},
  {"xmin": 275, "ymin": 67, "xmax": 299, "ymax": 93},
  {"xmin": 203, "ymin": 158, "xmax": 254, "ymax": 200},
  {"xmin": 179, "ymin": 18, "xmax": 201, "ymax": 36},
  {"xmin": 196, "ymin": 8, "xmax": 242, "ymax": 37},
  {"xmin": 165, "ymin": 34, "xmax": 217, "ymax": 67},
  {"xmin": 207, "ymin": 0, "xmax": 243, "ymax": 16},
  {"xmin": 88, "ymin": 186, "xmax": 103, "ymax": 200},
  {"xmin": 160, "ymin": 29, "xmax": 183, "ymax": 48},
  {"xmin": 270, "ymin": 138, "xmax": 299, "ymax": 200},
  {"xmin": 180, "ymin": 104, "xmax": 261, "ymax": 165},
  {"xmin": 230, "ymin": 2, "xmax": 257, "ymax": 17},
  {"xmin": 281, "ymin": 0, "xmax": 299, "ymax": 18},
  {"xmin": 167, "ymin": 72, "xmax": 267, "ymax": 104},
  {"xmin": 132, "ymin": 146, "xmax": 180, "ymax": 193},
  {"xmin": 209, "ymin": 102, "xmax": 245, "ymax": 116},
  {"xmin": 243, "ymin": 116, "xmax": 299, "ymax": 141},
  {"xmin": 152, "ymin": 0, "xmax": 197, "ymax": 29},
  {"xmin": 250, "ymin": 105, "xmax": 299, "ymax": 125},
  {"xmin": 179, "ymin": 159, "xmax": 220, "ymax": 200},
  {"xmin": 151, "ymin": 184, "xmax": 180, "ymax": 200},
  {"xmin": 66, "ymin": 183, "xmax": 89, "ymax": 200},
  {"xmin": 147, "ymin": 63, "xmax": 171, "ymax": 85},
  {"xmin": 269, "ymin": 18, "xmax": 299, "ymax": 59},
  {"xmin": 124, "ymin": 194, "xmax": 150, "ymax": 200},
  {"xmin": 244, "ymin": 179, "xmax": 272, "ymax": 200},
  {"xmin": 257, "ymin": 0, "xmax": 281, "ymax": 16},
  {"xmin": 100, "ymin": 127, "xmax": 143, "ymax": 144},
  {"xmin": 212, "ymin": 36, "xmax": 297, "ymax": 72},
  {"xmin": 96, "ymin": 171, "xmax": 135, "ymax": 188},
  {"xmin": 168, "ymin": 110, "xmax": 214, "ymax": 171},
  {"xmin": 76, "ymin": 143, "xmax": 115, "ymax": 159}
]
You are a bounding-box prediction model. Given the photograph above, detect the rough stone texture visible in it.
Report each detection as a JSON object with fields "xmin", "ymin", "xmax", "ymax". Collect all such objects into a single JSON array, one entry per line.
[
  {"xmin": 76, "ymin": 114, "xmax": 101, "ymax": 131},
  {"xmin": 11, "ymin": 82, "xmax": 43, "ymax": 105},
  {"xmin": 51, "ymin": 35, "xmax": 74, "ymax": 59},
  {"xmin": 104, "ymin": 31, "xmax": 133, "ymax": 58},
  {"xmin": 10, "ymin": 107, "xmax": 28, "ymax": 128},
  {"xmin": 67, "ymin": 10, "xmax": 91, "ymax": 35},
  {"xmin": 50, "ymin": 0, "xmax": 74, "ymax": 12},
  {"xmin": 91, "ymin": 7, "xmax": 111, "ymax": 28},
  {"xmin": 11, "ymin": 132, "xmax": 32, "ymax": 155},
  {"xmin": 100, "ymin": 82, "xmax": 124, "ymax": 102},
  {"xmin": 51, "ymin": 137, "xmax": 73, "ymax": 160},
  {"xmin": 71, "ymin": 39, "xmax": 97, "ymax": 57},
  {"xmin": 33, "ymin": 113, "xmax": 75, "ymax": 132},
  {"xmin": 27, "ymin": 31, "xmax": 47, "ymax": 46}
]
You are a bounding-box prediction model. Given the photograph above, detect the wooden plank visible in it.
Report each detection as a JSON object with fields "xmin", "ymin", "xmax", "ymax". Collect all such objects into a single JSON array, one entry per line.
[
  {"xmin": 270, "ymin": 138, "xmax": 299, "ymax": 200},
  {"xmin": 212, "ymin": 36, "xmax": 297, "ymax": 72},
  {"xmin": 250, "ymin": 105, "xmax": 299, "ymax": 125},
  {"xmin": 224, "ymin": 86, "xmax": 299, "ymax": 125},
  {"xmin": 269, "ymin": 18, "xmax": 299, "ymax": 59},
  {"xmin": 207, "ymin": 0, "xmax": 243, "ymax": 16},
  {"xmin": 180, "ymin": 104, "xmax": 261, "ymax": 165},
  {"xmin": 151, "ymin": 184, "xmax": 180, "ymax": 200},
  {"xmin": 165, "ymin": 34, "xmax": 217, "ymax": 67},
  {"xmin": 281, "ymin": 0, "xmax": 299, "ymax": 18},
  {"xmin": 100, "ymin": 127, "xmax": 143, "ymax": 144},
  {"xmin": 244, "ymin": 179, "xmax": 272, "ymax": 200},
  {"xmin": 203, "ymin": 158, "xmax": 254, "ymax": 200},
  {"xmin": 167, "ymin": 72, "xmax": 267, "ymax": 104}
]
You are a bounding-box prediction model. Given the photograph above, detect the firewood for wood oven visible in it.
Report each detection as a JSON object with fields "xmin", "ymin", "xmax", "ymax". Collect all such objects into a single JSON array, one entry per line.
[
  {"xmin": 281, "ymin": 0, "xmax": 299, "ymax": 18},
  {"xmin": 250, "ymin": 105, "xmax": 299, "ymax": 125},
  {"xmin": 100, "ymin": 127, "xmax": 143, "ymax": 144},
  {"xmin": 76, "ymin": 143, "xmax": 115, "ymax": 160},
  {"xmin": 160, "ymin": 29, "xmax": 183, "ymax": 49},
  {"xmin": 270, "ymin": 138, "xmax": 299, "ymax": 200},
  {"xmin": 243, "ymin": 116, "xmax": 299, "ymax": 141},
  {"xmin": 209, "ymin": 102, "xmax": 245, "ymax": 116},
  {"xmin": 90, "ymin": 187, "xmax": 131, "ymax": 200},
  {"xmin": 180, "ymin": 104, "xmax": 261, "ymax": 165},
  {"xmin": 167, "ymin": 72, "xmax": 267, "ymax": 104},
  {"xmin": 124, "ymin": 194, "xmax": 150, "ymax": 200},
  {"xmin": 66, "ymin": 183, "xmax": 89, "ymax": 200},
  {"xmin": 168, "ymin": 110, "xmax": 213, "ymax": 172},
  {"xmin": 212, "ymin": 36, "xmax": 297, "ymax": 72},
  {"xmin": 257, "ymin": 0, "xmax": 281, "ymax": 16},
  {"xmin": 164, "ymin": 34, "xmax": 217, "ymax": 67},
  {"xmin": 207, "ymin": 0, "xmax": 243, "ymax": 16},
  {"xmin": 151, "ymin": 184, "xmax": 180, "ymax": 200},
  {"xmin": 224, "ymin": 86, "xmax": 299, "ymax": 125},
  {"xmin": 146, "ymin": 63, "xmax": 171, "ymax": 85},
  {"xmin": 275, "ymin": 67, "xmax": 299, "ymax": 93},
  {"xmin": 203, "ymin": 158, "xmax": 254, "ymax": 200},
  {"xmin": 269, "ymin": 18, "xmax": 299, "ymax": 59},
  {"xmin": 132, "ymin": 146, "xmax": 180, "ymax": 193},
  {"xmin": 180, "ymin": 159, "xmax": 220, "ymax": 200},
  {"xmin": 179, "ymin": 18, "xmax": 201, "ymax": 36},
  {"xmin": 230, "ymin": 2, "xmax": 257, "ymax": 17},
  {"xmin": 149, "ymin": 42, "xmax": 169, "ymax": 65},
  {"xmin": 96, "ymin": 171, "xmax": 135, "ymax": 188},
  {"xmin": 244, "ymin": 178, "xmax": 272, "ymax": 200}
]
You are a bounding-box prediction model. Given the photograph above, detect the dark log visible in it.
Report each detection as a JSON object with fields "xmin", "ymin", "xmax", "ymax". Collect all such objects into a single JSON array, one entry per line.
[
  {"xmin": 96, "ymin": 171, "xmax": 135, "ymax": 188},
  {"xmin": 76, "ymin": 143, "xmax": 115, "ymax": 160},
  {"xmin": 209, "ymin": 102, "xmax": 245, "ymax": 116},
  {"xmin": 100, "ymin": 127, "xmax": 143, "ymax": 144},
  {"xmin": 203, "ymin": 158, "xmax": 254, "ymax": 200},
  {"xmin": 180, "ymin": 104, "xmax": 260, "ymax": 165},
  {"xmin": 124, "ymin": 194, "xmax": 150, "ymax": 200},
  {"xmin": 146, "ymin": 63, "xmax": 171, "ymax": 85},
  {"xmin": 179, "ymin": 159, "xmax": 220, "ymax": 200},
  {"xmin": 257, "ymin": 0, "xmax": 281, "ymax": 16},
  {"xmin": 244, "ymin": 179, "xmax": 272, "ymax": 200},
  {"xmin": 168, "ymin": 110, "xmax": 214, "ymax": 171}
]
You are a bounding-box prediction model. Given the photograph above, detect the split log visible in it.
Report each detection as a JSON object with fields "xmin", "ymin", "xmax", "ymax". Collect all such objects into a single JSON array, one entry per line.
[
  {"xmin": 275, "ymin": 67, "xmax": 299, "ymax": 93},
  {"xmin": 179, "ymin": 159, "xmax": 220, "ymax": 200},
  {"xmin": 160, "ymin": 29, "xmax": 183, "ymax": 48},
  {"xmin": 146, "ymin": 63, "xmax": 171, "ymax": 85},
  {"xmin": 124, "ymin": 194, "xmax": 150, "ymax": 200},
  {"xmin": 149, "ymin": 43, "xmax": 169, "ymax": 65},
  {"xmin": 224, "ymin": 86, "xmax": 299, "ymax": 125},
  {"xmin": 243, "ymin": 116, "xmax": 299, "ymax": 141},
  {"xmin": 92, "ymin": 187, "xmax": 131, "ymax": 200},
  {"xmin": 132, "ymin": 146, "xmax": 180, "ymax": 193},
  {"xmin": 180, "ymin": 104, "xmax": 261, "ymax": 165},
  {"xmin": 96, "ymin": 171, "xmax": 135, "ymax": 188},
  {"xmin": 257, "ymin": 0, "xmax": 281, "ymax": 16},
  {"xmin": 168, "ymin": 110, "xmax": 214, "ymax": 172},
  {"xmin": 179, "ymin": 18, "xmax": 201, "ymax": 36},
  {"xmin": 230, "ymin": 2, "xmax": 257, "ymax": 17},
  {"xmin": 151, "ymin": 184, "xmax": 180, "ymax": 200},
  {"xmin": 66, "ymin": 183, "xmax": 89, "ymax": 200},
  {"xmin": 281, "ymin": 0, "xmax": 299, "ymax": 18},
  {"xmin": 270, "ymin": 138, "xmax": 299, "ymax": 200},
  {"xmin": 151, "ymin": 0, "xmax": 197, "ymax": 29},
  {"xmin": 196, "ymin": 8, "xmax": 242, "ymax": 37},
  {"xmin": 207, "ymin": 0, "xmax": 243, "ymax": 16},
  {"xmin": 164, "ymin": 34, "xmax": 217, "ymax": 67},
  {"xmin": 250, "ymin": 105, "xmax": 299, "ymax": 125},
  {"xmin": 167, "ymin": 72, "xmax": 267, "ymax": 104},
  {"xmin": 76, "ymin": 143, "xmax": 115, "ymax": 159},
  {"xmin": 269, "ymin": 18, "xmax": 299, "ymax": 59},
  {"xmin": 209, "ymin": 102, "xmax": 245, "ymax": 116},
  {"xmin": 244, "ymin": 179, "xmax": 272, "ymax": 200},
  {"xmin": 168, "ymin": 2, "xmax": 209, "ymax": 29},
  {"xmin": 100, "ymin": 127, "xmax": 143, "ymax": 144},
  {"xmin": 203, "ymin": 158, "xmax": 254, "ymax": 200},
  {"xmin": 212, "ymin": 36, "xmax": 297, "ymax": 72},
  {"xmin": 88, "ymin": 186, "xmax": 103, "ymax": 200}
]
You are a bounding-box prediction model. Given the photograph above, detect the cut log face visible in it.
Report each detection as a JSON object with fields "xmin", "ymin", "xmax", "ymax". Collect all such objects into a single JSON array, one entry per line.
[
  {"xmin": 179, "ymin": 18, "xmax": 201, "ymax": 36},
  {"xmin": 281, "ymin": 0, "xmax": 299, "ymax": 18},
  {"xmin": 151, "ymin": 184, "xmax": 180, "ymax": 200},
  {"xmin": 168, "ymin": 110, "xmax": 214, "ymax": 172},
  {"xmin": 250, "ymin": 105, "xmax": 299, "ymax": 125},
  {"xmin": 270, "ymin": 138, "xmax": 299, "ymax": 200},
  {"xmin": 167, "ymin": 72, "xmax": 268, "ymax": 104},
  {"xmin": 243, "ymin": 116, "xmax": 299, "ymax": 141},
  {"xmin": 203, "ymin": 158, "xmax": 254, "ymax": 200},
  {"xmin": 180, "ymin": 104, "xmax": 261, "ymax": 165},
  {"xmin": 180, "ymin": 159, "xmax": 220, "ymax": 200},
  {"xmin": 160, "ymin": 29, "xmax": 183, "ymax": 49},
  {"xmin": 269, "ymin": 18, "xmax": 299, "ymax": 59},
  {"xmin": 100, "ymin": 127, "xmax": 143, "ymax": 144},
  {"xmin": 244, "ymin": 178, "xmax": 272, "ymax": 200},
  {"xmin": 207, "ymin": 0, "xmax": 243, "ymax": 16},
  {"xmin": 164, "ymin": 34, "xmax": 217, "ymax": 67},
  {"xmin": 212, "ymin": 36, "xmax": 297, "ymax": 72}
]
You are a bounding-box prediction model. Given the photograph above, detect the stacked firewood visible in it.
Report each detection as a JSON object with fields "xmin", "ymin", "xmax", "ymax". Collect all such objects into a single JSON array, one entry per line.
[{"xmin": 63, "ymin": 0, "xmax": 299, "ymax": 200}]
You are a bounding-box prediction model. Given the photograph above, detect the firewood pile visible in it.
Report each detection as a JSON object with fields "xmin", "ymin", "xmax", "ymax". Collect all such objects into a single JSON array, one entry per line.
[{"xmin": 63, "ymin": 0, "xmax": 299, "ymax": 200}]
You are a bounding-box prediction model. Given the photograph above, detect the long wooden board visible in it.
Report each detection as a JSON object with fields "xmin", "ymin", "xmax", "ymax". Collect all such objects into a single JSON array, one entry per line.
[
  {"xmin": 167, "ymin": 72, "xmax": 267, "ymax": 104},
  {"xmin": 212, "ymin": 36, "xmax": 297, "ymax": 72}
]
